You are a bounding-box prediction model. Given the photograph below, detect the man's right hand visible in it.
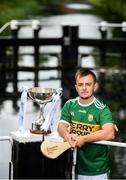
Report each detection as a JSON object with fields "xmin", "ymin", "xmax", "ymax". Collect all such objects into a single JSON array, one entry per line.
[{"xmin": 63, "ymin": 132, "xmax": 77, "ymax": 147}]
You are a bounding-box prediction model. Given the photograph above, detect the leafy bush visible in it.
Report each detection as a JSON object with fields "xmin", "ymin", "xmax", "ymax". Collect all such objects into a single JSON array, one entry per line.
[
  {"xmin": 89, "ymin": 0, "xmax": 126, "ymax": 22},
  {"xmin": 0, "ymin": 0, "xmax": 41, "ymax": 25}
]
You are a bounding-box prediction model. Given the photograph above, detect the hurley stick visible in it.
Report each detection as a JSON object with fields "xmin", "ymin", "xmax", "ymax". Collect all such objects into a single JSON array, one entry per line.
[{"xmin": 40, "ymin": 140, "xmax": 72, "ymax": 159}]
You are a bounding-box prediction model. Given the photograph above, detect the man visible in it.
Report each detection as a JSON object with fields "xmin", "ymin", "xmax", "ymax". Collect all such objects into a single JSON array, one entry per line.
[{"xmin": 58, "ymin": 68, "xmax": 115, "ymax": 180}]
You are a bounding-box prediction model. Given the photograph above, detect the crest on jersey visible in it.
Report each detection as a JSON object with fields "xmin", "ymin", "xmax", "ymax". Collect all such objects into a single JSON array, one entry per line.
[{"xmin": 88, "ymin": 114, "xmax": 93, "ymax": 122}]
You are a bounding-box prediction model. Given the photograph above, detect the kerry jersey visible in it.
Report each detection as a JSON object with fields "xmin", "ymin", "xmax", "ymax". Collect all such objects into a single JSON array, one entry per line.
[{"xmin": 60, "ymin": 97, "xmax": 114, "ymax": 176}]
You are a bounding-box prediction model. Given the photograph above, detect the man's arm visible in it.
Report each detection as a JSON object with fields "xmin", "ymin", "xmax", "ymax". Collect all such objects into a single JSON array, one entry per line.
[
  {"xmin": 58, "ymin": 122, "xmax": 115, "ymax": 148},
  {"xmin": 58, "ymin": 122, "xmax": 69, "ymax": 141},
  {"xmin": 58, "ymin": 122, "xmax": 77, "ymax": 144},
  {"xmin": 75, "ymin": 123, "xmax": 115, "ymax": 147}
]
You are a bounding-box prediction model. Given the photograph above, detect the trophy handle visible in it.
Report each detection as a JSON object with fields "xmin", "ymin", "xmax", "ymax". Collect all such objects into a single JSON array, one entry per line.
[{"xmin": 28, "ymin": 92, "xmax": 34, "ymax": 101}]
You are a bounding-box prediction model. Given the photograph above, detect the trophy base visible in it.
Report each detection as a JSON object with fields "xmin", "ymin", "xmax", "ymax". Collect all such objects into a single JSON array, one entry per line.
[
  {"xmin": 30, "ymin": 122, "xmax": 51, "ymax": 135},
  {"xmin": 30, "ymin": 129, "xmax": 51, "ymax": 135}
]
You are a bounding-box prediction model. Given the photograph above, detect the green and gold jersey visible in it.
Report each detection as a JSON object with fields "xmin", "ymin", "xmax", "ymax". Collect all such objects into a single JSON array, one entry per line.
[{"xmin": 60, "ymin": 97, "xmax": 114, "ymax": 176}]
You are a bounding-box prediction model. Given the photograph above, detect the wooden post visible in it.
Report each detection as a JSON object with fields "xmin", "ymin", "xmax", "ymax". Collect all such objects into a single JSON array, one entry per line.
[
  {"xmin": 61, "ymin": 25, "xmax": 78, "ymax": 105},
  {"xmin": 32, "ymin": 20, "xmax": 41, "ymax": 87},
  {"xmin": 0, "ymin": 47, "xmax": 7, "ymax": 104},
  {"xmin": 11, "ymin": 21, "xmax": 20, "ymax": 109}
]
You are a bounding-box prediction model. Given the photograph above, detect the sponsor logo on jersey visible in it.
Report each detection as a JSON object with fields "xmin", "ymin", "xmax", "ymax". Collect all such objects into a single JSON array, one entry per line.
[{"xmin": 70, "ymin": 120, "xmax": 101, "ymax": 136}]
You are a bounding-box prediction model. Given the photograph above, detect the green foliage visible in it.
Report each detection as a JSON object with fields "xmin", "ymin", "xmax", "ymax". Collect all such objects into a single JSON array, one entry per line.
[
  {"xmin": 0, "ymin": 0, "xmax": 41, "ymax": 25},
  {"xmin": 88, "ymin": 0, "xmax": 126, "ymax": 121},
  {"xmin": 89, "ymin": 0, "xmax": 126, "ymax": 22},
  {"xmin": 104, "ymin": 73, "xmax": 126, "ymax": 110}
]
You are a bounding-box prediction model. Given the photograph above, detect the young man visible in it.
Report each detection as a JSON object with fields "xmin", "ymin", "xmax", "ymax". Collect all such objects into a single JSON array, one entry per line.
[{"xmin": 58, "ymin": 68, "xmax": 115, "ymax": 180}]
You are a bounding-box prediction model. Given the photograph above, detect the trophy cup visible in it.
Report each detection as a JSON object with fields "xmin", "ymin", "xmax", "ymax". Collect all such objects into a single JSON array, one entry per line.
[{"xmin": 28, "ymin": 87, "xmax": 56, "ymax": 134}]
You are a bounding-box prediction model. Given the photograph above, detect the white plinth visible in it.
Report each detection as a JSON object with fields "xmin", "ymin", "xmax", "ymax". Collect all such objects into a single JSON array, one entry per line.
[{"xmin": 10, "ymin": 130, "xmax": 63, "ymax": 143}]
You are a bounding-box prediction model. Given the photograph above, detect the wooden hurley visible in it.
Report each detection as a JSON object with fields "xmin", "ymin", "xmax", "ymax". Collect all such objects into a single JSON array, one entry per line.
[
  {"xmin": 40, "ymin": 140, "xmax": 71, "ymax": 159},
  {"xmin": 40, "ymin": 139, "xmax": 126, "ymax": 159}
]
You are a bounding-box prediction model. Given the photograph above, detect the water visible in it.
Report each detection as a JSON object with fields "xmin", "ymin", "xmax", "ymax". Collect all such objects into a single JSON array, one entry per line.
[{"xmin": 0, "ymin": 13, "xmax": 126, "ymax": 179}]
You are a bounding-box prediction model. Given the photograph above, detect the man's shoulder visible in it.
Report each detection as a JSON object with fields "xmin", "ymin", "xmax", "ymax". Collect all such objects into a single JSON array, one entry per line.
[
  {"xmin": 94, "ymin": 98, "xmax": 107, "ymax": 110},
  {"xmin": 65, "ymin": 97, "xmax": 78, "ymax": 104},
  {"xmin": 62, "ymin": 97, "xmax": 78, "ymax": 109}
]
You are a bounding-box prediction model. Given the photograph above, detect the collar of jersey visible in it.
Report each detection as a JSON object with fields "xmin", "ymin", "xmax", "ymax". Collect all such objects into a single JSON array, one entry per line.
[{"xmin": 77, "ymin": 96, "xmax": 96, "ymax": 107}]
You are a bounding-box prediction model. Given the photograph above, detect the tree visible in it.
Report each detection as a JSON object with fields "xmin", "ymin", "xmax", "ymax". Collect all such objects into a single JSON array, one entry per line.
[
  {"xmin": 0, "ymin": 0, "xmax": 41, "ymax": 27},
  {"xmin": 89, "ymin": 0, "xmax": 126, "ymax": 23}
]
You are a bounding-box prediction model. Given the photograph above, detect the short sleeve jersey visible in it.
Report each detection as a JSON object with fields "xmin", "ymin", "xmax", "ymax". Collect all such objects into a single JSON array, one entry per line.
[{"xmin": 60, "ymin": 97, "xmax": 114, "ymax": 176}]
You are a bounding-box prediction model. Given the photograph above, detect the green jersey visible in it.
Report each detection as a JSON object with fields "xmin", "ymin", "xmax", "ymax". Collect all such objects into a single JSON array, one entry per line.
[{"xmin": 60, "ymin": 97, "xmax": 114, "ymax": 176}]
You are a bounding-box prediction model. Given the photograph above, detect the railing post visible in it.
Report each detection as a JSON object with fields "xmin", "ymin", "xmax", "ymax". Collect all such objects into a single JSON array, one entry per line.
[
  {"xmin": 32, "ymin": 20, "xmax": 41, "ymax": 87},
  {"xmin": 10, "ymin": 20, "xmax": 20, "ymax": 109},
  {"xmin": 61, "ymin": 25, "xmax": 78, "ymax": 105}
]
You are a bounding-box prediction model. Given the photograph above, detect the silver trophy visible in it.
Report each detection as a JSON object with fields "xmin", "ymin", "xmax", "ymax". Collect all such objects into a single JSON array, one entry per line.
[{"xmin": 28, "ymin": 87, "xmax": 56, "ymax": 134}]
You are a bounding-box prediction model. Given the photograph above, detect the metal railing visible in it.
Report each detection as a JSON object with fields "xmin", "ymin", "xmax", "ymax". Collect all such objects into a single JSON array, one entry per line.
[{"xmin": 1, "ymin": 133, "xmax": 126, "ymax": 180}]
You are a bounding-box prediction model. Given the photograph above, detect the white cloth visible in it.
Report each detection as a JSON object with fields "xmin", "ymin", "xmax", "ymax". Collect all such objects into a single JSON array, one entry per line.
[
  {"xmin": 76, "ymin": 173, "xmax": 109, "ymax": 180},
  {"xmin": 41, "ymin": 88, "xmax": 62, "ymax": 132},
  {"xmin": 18, "ymin": 86, "xmax": 28, "ymax": 133}
]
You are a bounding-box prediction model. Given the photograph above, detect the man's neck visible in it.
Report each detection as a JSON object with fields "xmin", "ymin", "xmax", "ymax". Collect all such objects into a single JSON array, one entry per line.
[{"xmin": 79, "ymin": 96, "xmax": 95, "ymax": 105}]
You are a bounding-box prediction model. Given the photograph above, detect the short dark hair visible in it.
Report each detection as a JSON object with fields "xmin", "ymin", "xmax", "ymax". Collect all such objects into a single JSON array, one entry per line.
[{"xmin": 75, "ymin": 68, "xmax": 97, "ymax": 83}]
